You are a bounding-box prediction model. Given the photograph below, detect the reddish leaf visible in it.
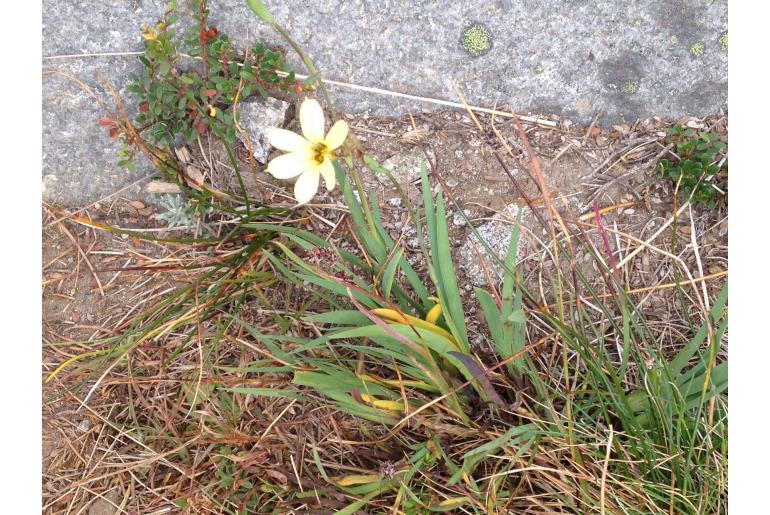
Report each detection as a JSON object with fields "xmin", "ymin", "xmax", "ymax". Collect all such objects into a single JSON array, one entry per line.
[
  {"xmin": 203, "ymin": 89, "xmax": 217, "ymax": 97},
  {"xmin": 139, "ymin": 103, "xmax": 150, "ymax": 113},
  {"xmin": 108, "ymin": 127, "xmax": 120, "ymax": 140},
  {"xmin": 197, "ymin": 122, "xmax": 207, "ymax": 135},
  {"xmin": 447, "ymin": 351, "xmax": 507, "ymax": 409},
  {"xmin": 97, "ymin": 118, "xmax": 114, "ymax": 126}
]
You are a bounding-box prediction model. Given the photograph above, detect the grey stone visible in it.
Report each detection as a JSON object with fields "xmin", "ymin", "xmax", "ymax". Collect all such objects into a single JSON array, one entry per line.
[
  {"xmin": 380, "ymin": 148, "xmax": 424, "ymax": 186},
  {"xmin": 236, "ymin": 97, "xmax": 290, "ymax": 164},
  {"xmin": 88, "ymin": 489, "xmax": 121, "ymax": 515},
  {"xmin": 42, "ymin": 57, "xmax": 155, "ymax": 206},
  {"xmin": 42, "ymin": 0, "xmax": 727, "ymax": 206},
  {"xmin": 42, "ymin": 1, "xmax": 167, "ymax": 206},
  {"xmin": 212, "ymin": 0, "xmax": 726, "ymax": 124},
  {"xmin": 458, "ymin": 204, "xmax": 524, "ymax": 287},
  {"xmin": 452, "ymin": 209, "xmax": 471, "ymax": 227}
]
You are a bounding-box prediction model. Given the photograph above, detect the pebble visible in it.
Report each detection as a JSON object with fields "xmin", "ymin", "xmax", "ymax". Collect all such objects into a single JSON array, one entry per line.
[{"xmin": 452, "ymin": 209, "xmax": 471, "ymax": 227}]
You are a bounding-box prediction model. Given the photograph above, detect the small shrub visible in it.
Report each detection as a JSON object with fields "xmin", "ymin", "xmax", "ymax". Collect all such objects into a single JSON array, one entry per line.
[
  {"xmin": 126, "ymin": 0, "xmax": 297, "ymax": 149},
  {"xmin": 656, "ymin": 124, "xmax": 727, "ymax": 206}
]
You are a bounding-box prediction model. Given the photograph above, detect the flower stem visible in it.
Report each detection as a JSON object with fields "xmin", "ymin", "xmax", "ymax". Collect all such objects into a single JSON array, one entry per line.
[
  {"xmin": 267, "ymin": 20, "xmax": 377, "ymax": 237},
  {"xmin": 221, "ymin": 136, "xmax": 252, "ymax": 216},
  {"xmin": 270, "ymin": 22, "xmax": 334, "ymax": 120}
]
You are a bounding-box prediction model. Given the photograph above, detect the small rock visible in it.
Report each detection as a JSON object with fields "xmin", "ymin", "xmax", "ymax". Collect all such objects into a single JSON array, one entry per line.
[
  {"xmin": 387, "ymin": 197, "xmax": 402, "ymax": 208},
  {"xmin": 77, "ymin": 419, "xmax": 91, "ymax": 432},
  {"xmin": 129, "ymin": 200, "xmax": 145, "ymax": 210},
  {"xmin": 624, "ymin": 208, "xmax": 635, "ymax": 215},
  {"xmin": 380, "ymin": 148, "xmax": 426, "ymax": 186},
  {"xmin": 458, "ymin": 204, "xmax": 525, "ymax": 287},
  {"xmin": 452, "ymin": 209, "xmax": 471, "ymax": 227},
  {"xmin": 236, "ymin": 97, "xmax": 291, "ymax": 164},
  {"xmin": 88, "ymin": 490, "xmax": 121, "ymax": 515}
]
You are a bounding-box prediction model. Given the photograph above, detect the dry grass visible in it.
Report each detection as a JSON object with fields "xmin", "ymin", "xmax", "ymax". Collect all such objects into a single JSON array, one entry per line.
[{"xmin": 43, "ymin": 108, "xmax": 727, "ymax": 514}]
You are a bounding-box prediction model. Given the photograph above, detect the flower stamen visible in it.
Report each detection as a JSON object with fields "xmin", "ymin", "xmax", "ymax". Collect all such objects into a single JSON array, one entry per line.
[{"xmin": 312, "ymin": 142, "xmax": 329, "ymax": 164}]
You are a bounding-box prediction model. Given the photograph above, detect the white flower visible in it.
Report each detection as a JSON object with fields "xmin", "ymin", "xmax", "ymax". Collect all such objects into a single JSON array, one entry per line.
[{"xmin": 266, "ymin": 98, "xmax": 349, "ymax": 205}]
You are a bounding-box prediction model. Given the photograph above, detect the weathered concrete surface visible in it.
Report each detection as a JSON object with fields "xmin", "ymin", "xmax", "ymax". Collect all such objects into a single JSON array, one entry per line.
[
  {"xmin": 42, "ymin": 0, "xmax": 727, "ymax": 205},
  {"xmin": 221, "ymin": 0, "xmax": 727, "ymax": 123},
  {"xmin": 42, "ymin": 59, "xmax": 154, "ymax": 206}
]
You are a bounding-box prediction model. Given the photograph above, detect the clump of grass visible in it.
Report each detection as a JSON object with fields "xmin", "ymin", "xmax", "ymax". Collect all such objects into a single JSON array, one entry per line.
[{"xmin": 44, "ymin": 1, "xmax": 728, "ymax": 513}]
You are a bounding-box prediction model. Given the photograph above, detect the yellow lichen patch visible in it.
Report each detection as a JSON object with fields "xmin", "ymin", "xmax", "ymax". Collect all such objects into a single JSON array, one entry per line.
[{"xmin": 690, "ymin": 43, "xmax": 705, "ymax": 58}]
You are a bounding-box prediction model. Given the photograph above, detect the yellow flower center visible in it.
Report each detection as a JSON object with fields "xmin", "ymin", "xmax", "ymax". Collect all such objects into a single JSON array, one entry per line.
[{"xmin": 311, "ymin": 142, "xmax": 329, "ymax": 164}]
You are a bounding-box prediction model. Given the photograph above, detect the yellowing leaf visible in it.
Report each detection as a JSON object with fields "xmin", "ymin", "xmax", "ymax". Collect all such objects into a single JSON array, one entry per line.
[
  {"xmin": 371, "ymin": 308, "xmax": 460, "ymax": 351},
  {"xmin": 425, "ymin": 302, "xmax": 442, "ymax": 324},
  {"xmin": 333, "ymin": 474, "xmax": 382, "ymax": 487},
  {"xmin": 360, "ymin": 394, "xmax": 405, "ymax": 412},
  {"xmin": 438, "ymin": 496, "xmax": 471, "ymax": 508}
]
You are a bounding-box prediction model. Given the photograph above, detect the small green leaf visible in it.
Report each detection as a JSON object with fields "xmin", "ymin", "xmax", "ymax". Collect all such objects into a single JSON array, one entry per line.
[
  {"xmin": 507, "ymin": 310, "xmax": 525, "ymax": 324},
  {"xmin": 381, "ymin": 248, "xmax": 404, "ymax": 300}
]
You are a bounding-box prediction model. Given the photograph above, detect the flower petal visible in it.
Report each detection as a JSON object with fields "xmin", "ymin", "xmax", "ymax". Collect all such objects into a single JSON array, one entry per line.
[
  {"xmin": 319, "ymin": 157, "xmax": 336, "ymax": 191},
  {"xmin": 300, "ymin": 98, "xmax": 325, "ymax": 142},
  {"xmin": 267, "ymin": 152, "xmax": 313, "ymax": 179},
  {"xmin": 324, "ymin": 120, "xmax": 349, "ymax": 150},
  {"xmin": 294, "ymin": 169, "xmax": 320, "ymax": 205},
  {"xmin": 267, "ymin": 128, "xmax": 311, "ymax": 152}
]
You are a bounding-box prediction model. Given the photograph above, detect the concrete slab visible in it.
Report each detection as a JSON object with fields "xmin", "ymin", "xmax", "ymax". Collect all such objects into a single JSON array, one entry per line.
[{"xmin": 42, "ymin": 0, "xmax": 727, "ymax": 206}]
